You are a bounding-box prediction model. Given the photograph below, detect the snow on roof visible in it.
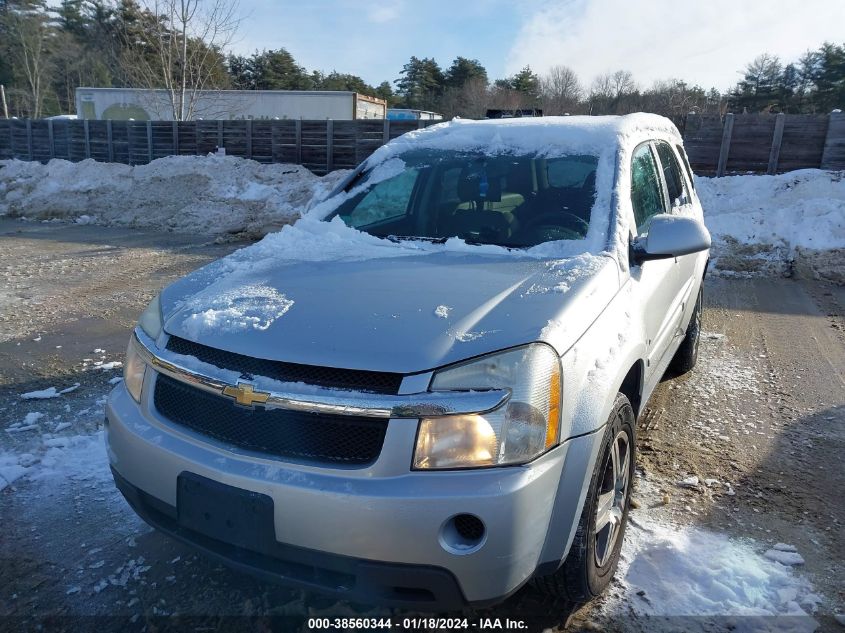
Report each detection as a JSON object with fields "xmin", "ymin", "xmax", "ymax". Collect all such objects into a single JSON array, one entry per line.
[{"xmin": 369, "ymin": 114, "xmax": 682, "ymax": 162}]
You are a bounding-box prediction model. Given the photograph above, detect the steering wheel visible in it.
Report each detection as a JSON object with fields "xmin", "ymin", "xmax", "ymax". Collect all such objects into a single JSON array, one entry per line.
[{"xmin": 522, "ymin": 210, "xmax": 590, "ymax": 235}]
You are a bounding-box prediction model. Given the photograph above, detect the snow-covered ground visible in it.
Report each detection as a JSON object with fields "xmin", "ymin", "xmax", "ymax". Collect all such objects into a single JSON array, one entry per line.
[{"xmin": 598, "ymin": 477, "xmax": 822, "ymax": 633}]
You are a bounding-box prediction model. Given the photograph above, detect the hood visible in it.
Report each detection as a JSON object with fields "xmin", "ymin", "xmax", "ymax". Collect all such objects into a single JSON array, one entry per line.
[{"xmin": 160, "ymin": 251, "xmax": 619, "ymax": 374}]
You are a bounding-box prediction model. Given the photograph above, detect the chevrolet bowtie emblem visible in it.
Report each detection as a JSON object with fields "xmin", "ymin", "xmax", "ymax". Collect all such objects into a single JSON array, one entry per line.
[{"xmin": 222, "ymin": 382, "xmax": 270, "ymax": 407}]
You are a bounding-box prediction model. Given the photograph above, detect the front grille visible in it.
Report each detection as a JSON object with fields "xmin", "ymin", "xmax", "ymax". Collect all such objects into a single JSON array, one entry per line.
[
  {"xmin": 153, "ymin": 374, "xmax": 388, "ymax": 466},
  {"xmin": 166, "ymin": 336, "xmax": 403, "ymax": 395}
]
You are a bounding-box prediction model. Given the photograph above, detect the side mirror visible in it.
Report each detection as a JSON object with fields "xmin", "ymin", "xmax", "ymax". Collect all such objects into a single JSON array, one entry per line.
[{"xmin": 631, "ymin": 214, "xmax": 711, "ymax": 264}]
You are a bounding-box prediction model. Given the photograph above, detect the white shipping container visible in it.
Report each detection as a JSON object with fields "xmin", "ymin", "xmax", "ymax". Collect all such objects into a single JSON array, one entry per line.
[{"xmin": 75, "ymin": 88, "xmax": 386, "ymax": 121}]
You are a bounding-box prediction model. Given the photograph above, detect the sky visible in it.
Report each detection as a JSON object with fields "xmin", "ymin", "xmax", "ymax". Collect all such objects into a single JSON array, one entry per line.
[{"xmin": 231, "ymin": 0, "xmax": 845, "ymax": 93}]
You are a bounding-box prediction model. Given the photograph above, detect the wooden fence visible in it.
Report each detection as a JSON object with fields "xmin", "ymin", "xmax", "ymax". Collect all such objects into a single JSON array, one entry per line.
[
  {"xmin": 0, "ymin": 118, "xmax": 439, "ymax": 175},
  {"xmin": 683, "ymin": 112, "xmax": 845, "ymax": 176},
  {"xmin": 1, "ymin": 113, "xmax": 844, "ymax": 176}
]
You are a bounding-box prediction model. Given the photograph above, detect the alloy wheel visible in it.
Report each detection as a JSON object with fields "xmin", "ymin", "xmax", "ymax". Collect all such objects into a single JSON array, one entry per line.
[{"xmin": 593, "ymin": 429, "xmax": 631, "ymax": 568}]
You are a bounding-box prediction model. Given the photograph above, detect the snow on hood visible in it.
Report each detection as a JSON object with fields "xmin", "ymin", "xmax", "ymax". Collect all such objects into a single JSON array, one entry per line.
[{"xmin": 161, "ymin": 246, "xmax": 618, "ymax": 373}]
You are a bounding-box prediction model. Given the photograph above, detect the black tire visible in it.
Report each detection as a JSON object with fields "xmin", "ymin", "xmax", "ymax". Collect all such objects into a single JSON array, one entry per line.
[
  {"xmin": 533, "ymin": 393, "xmax": 636, "ymax": 604},
  {"xmin": 670, "ymin": 283, "xmax": 703, "ymax": 375}
]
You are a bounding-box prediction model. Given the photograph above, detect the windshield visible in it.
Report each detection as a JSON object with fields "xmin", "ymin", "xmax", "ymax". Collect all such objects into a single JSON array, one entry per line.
[{"xmin": 327, "ymin": 149, "xmax": 600, "ymax": 249}]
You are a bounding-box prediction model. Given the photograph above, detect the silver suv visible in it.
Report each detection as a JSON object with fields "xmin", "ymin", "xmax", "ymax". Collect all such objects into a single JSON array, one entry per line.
[{"xmin": 107, "ymin": 115, "xmax": 710, "ymax": 610}]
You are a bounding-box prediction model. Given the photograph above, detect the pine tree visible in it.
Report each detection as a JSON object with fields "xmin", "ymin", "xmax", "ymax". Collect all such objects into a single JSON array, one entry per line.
[
  {"xmin": 812, "ymin": 42, "xmax": 845, "ymax": 112},
  {"xmin": 254, "ymin": 49, "xmax": 314, "ymax": 90},
  {"xmin": 444, "ymin": 57, "xmax": 487, "ymax": 89},
  {"xmin": 395, "ymin": 56, "xmax": 444, "ymax": 110}
]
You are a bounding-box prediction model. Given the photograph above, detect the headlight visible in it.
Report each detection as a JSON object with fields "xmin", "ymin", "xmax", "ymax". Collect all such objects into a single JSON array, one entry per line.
[
  {"xmin": 138, "ymin": 294, "xmax": 163, "ymax": 340},
  {"xmin": 413, "ymin": 344, "xmax": 561, "ymax": 469},
  {"xmin": 124, "ymin": 337, "xmax": 146, "ymax": 403}
]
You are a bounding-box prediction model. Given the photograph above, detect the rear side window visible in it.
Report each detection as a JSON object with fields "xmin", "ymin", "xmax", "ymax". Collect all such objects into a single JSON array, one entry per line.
[
  {"xmin": 655, "ymin": 142, "xmax": 689, "ymax": 208},
  {"xmin": 630, "ymin": 145, "xmax": 665, "ymax": 234},
  {"xmin": 675, "ymin": 144, "xmax": 696, "ymax": 191}
]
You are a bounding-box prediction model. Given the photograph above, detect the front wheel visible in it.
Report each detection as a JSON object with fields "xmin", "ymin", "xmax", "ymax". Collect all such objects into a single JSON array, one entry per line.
[{"xmin": 533, "ymin": 393, "xmax": 636, "ymax": 604}]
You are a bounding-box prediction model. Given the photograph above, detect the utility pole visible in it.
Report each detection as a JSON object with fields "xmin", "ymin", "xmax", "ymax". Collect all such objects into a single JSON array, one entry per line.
[{"xmin": 0, "ymin": 85, "xmax": 8, "ymax": 119}]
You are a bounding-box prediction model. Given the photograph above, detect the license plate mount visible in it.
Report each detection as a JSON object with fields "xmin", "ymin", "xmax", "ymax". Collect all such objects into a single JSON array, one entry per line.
[{"xmin": 177, "ymin": 472, "xmax": 276, "ymax": 553}]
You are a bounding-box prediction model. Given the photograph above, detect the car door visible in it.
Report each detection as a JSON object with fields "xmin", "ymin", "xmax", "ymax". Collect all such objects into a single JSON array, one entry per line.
[
  {"xmin": 654, "ymin": 141, "xmax": 701, "ymax": 337},
  {"xmin": 628, "ymin": 142, "xmax": 685, "ymax": 383}
]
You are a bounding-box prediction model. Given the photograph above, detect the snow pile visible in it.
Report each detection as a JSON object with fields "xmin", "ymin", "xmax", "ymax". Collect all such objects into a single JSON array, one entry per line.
[
  {"xmin": 20, "ymin": 383, "xmax": 80, "ymax": 399},
  {"xmin": 0, "ymin": 431, "xmax": 109, "ymax": 492},
  {"xmin": 698, "ymin": 170, "xmax": 845, "ymax": 283},
  {"xmin": 0, "ymin": 155, "xmax": 347, "ymax": 236},
  {"xmin": 604, "ymin": 516, "xmax": 821, "ymax": 630}
]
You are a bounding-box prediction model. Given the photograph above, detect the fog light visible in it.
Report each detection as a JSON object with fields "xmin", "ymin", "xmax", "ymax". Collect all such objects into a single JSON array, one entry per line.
[{"xmin": 440, "ymin": 514, "xmax": 486, "ymax": 554}]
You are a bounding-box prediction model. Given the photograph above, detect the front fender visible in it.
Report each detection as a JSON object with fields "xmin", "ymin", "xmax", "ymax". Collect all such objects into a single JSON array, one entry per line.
[
  {"xmin": 534, "ymin": 282, "xmax": 647, "ymax": 569},
  {"xmin": 559, "ymin": 280, "xmax": 647, "ymax": 440}
]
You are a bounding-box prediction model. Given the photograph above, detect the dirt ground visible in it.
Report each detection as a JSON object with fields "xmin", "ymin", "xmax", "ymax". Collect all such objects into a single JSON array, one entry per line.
[{"xmin": 0, "ymin": 217, "xmax": 843, "ymax": 632}]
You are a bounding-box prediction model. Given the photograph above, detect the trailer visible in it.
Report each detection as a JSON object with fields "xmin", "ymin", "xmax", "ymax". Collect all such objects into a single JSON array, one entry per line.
[
  {"xmin": 75, "ymin": 88, "xmax": 386, "ymax": 121},
  {"xmin": 387, "ymin": 108, "xmax": 443, "ymax": 121}
]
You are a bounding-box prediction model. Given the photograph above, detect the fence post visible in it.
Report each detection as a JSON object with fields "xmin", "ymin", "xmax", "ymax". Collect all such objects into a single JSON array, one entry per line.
[
  {"xmin": 767, "ymin": 113, "xmax": 786, "ymax": 175},
  {"xmin": 217, "ymin": 120, "xmax": 223, "ymax": 151},
  {"xmin": 47, "ymin": 119, "xmax": 54, "ymax": 160},
  {"xmin": 382, "ymin": 119, "xmax": 390, "ymax": 145},
  {"xmin": 716, "ymin": 113, "xmax": 734, "ymax": 177},
  {"xmin": 6, "ymin": 120, "xmax": 13, "ymax": 159},
  {"xmin": 417, "ymin": 119, "xmax": 425, "ymax": 130},
  {"xmin": 83, "ymin": 119, "xmax": 91, "ymax": 159},
  {"xmin": 295, "ymin": 119, "xmax": 302, "ymax": 165},
  {"xmin": 245, "ymin": 119, "xmax": 252, "ymax": 160},
  {"xmin": 326, "ymin": 119, "xmax": 334, "ymax": 173},
  {"xmin": 26, "ymin": 119, "xmax": 33, "ymax": 160},
  {"xmin": 105, "ymin": 120, "xmax": 113, "ymax": 162},
  {"xmin": 126, "ymin": 122, "xmax": 133, "ymax": 165},
  {"xmin": 820, "ymin": 111, "xmax": 845, "ymax": 170},
  {"xmin": 146, "ymin": 121, "xmax": 153, "ymax": 162},
  {"xmin": 171, "ymin": 121, "xmax": 178, "ymax": 155}
]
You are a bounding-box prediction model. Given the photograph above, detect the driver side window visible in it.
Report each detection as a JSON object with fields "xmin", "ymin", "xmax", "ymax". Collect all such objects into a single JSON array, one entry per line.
[{"xmin": 630, "ymin": 144, "xmax": 666, "ymax": 235}]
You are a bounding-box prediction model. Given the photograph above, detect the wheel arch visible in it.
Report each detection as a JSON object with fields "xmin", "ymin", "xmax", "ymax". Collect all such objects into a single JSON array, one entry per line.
[{"xmin": 618, "ymin": 360, "xmax": 645, "ymax": 418}]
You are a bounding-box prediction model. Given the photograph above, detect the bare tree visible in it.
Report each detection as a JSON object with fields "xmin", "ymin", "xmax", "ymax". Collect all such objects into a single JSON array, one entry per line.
[
  {"xmin": 589, "ymin": 70, "xmax": 637, "ymax": 114},
  {"xmin": 122, "ymin": 0, "xmax": 241, "ymax": 120},
  {"xmin": 539, "ymin": 65, "xmax": 582, "ymax": 114},
  {"xmin": 641, "ymin": 79, "xmax": 716, "ymax": 118},
  {"xmin": 487, "ymin": 85, "xmax": 527, "ymax": 111},
  {"xmin": 4, "ymin": 10, "xmax": 53, "ymax": 118},
  {"xmin": 439, "ymin": 77, "xmax": 490, "ymax": 118}
]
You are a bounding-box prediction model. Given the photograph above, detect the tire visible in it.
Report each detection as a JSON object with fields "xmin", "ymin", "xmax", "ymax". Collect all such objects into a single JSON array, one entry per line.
[
  {"xmin": 670, "ymin": 283, "xmax": 703, "ymax": 375},
  {"xmin": 533, "ymin": 393, "xmax": 636, "ymax": 604}
]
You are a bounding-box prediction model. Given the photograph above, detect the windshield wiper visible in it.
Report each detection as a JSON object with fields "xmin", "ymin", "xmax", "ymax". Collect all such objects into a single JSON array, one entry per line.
[
  {"xmin": 463, "ymin": 239, "xmax": 526, "ymax": 250},
  {"xmin": 385, "ymin": 235, "xmax": 448, "ymax": 244}
]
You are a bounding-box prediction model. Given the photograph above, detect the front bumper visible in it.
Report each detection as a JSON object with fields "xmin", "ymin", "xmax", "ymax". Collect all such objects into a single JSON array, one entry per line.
[{"xmin": 106, "ymin": 379, "xmax": 599, "ymax": 608}]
